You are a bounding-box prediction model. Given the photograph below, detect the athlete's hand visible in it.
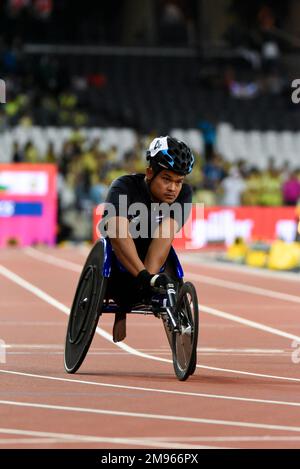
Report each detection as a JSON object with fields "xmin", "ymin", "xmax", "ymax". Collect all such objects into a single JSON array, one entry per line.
[
  {"xmin": 136, "ymin": 270, "xmax": 174, "ymax": 293},
  {"xmin": 150, "ymin": 273, "xmax": 174, "ymax": 289}
]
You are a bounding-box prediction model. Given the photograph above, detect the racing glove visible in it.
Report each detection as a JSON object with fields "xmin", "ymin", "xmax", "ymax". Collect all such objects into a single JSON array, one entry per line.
[{"xmin": 136, "ymin": 270, "xmax": 174, "ymax": 293}]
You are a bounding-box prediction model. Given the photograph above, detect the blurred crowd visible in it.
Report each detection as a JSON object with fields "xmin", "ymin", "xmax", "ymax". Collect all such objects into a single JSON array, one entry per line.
[
  {"xmin": 190, "ymin": 155, "xmax": 300, "ymax": 208},
  {"xmin": 0, "ymin": 36, "xmax": 90, "ymax": 129},
  {"xmin": 0, "ymin": 1, "xmax": 294, "ymax": 131},
  {"xmin": 9, "ymin": 131, "xmax": 300, "ymax": 240},
  {"xmin": 1, "ymin": 0, "xmax": 300, "ymax": 241}
]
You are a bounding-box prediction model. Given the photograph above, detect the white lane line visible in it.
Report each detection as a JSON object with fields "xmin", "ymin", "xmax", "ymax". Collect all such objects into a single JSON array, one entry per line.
[
  {"xmin": 2, "ymin": 368, "xmax": 300, "ymax": 407},
  {"xmin": 198, "ymin": 348, "xmax": 285, "ymax": 353},
  {"xmin": 19, "ymin": 253, "xmax": 300, "ymax": 342},
  {"xmin": 0, "ymin": 438, "xmax": 65, "ymax": 445},
  {"xmin": 180, "ymin": 254, "xmax": 300, "ymax": 282},
  {"xmin": 2, "ymin": 345, "xmax": 286, "ymax": 354},
  {"xmin": 22, "ymin": 249, "xmax": 300, "ymax": 342},
  {"xmin": 185, "ymin": 271, "xmax": 300, "ymax": 304},
  {"xmin": 1, "ymin": 264, "xmax": 300, "ymax": 383},
  {"xmin": 200, "ymin": 304, "xmax": 300, "ymax": 343},
  {"xmin": 0, "ymin": 438, "xmax": 221, "ymax": 449},
  {"xmin": 0, "ymin": 265, "xmax": 71, "ymax": 315},
  {"xmin": 25, "ymin": 247, "xmax": 82, "ymax": 273},
  {"xmin": 2, "ymin": 400, "xmax": 300, "ymax": 434},
  {"xmin": 0, "ymin": 428, "xmax": 222, "ymax": 449},
  {"xmin": 0, "ymin": 322, "xmax": 65, "ymax": 326},
  {"xmin": 23, "ymin": 246, "xmax": 300, "ymax": 282},
  {"xmin": 3, "ymin": 344, "xmax": 64, "ymax": 349},
  {"xmin": 137, "ymin": 435, "xmax": 300, "ymax": 443},
  {"xmin": 26, "ymin": 247, "xmax": 300, "ymax": 303},
  {"xmin": 8, "ymin": 351, "xmax": 287, "ymax": 357}
]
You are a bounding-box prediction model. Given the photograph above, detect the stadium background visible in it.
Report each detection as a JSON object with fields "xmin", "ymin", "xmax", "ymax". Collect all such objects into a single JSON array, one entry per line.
[
  {"xmin": 0, "ymin": 0, "xmax": 300, "ymax": 263},
  {"xmin": 2, "ymin": 0, "xmax": 300, "ymax": 452}
]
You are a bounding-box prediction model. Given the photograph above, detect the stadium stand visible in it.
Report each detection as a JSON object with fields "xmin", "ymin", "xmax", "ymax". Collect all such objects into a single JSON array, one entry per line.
[{"xmin": 1, "ymin": 126, "xmax": 300, "ymax": 170}]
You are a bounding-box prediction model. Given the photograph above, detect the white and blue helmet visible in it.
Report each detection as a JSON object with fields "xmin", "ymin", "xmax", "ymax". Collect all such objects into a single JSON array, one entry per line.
[{"xmin": 146, "ymin": 136, "xmax": 194, "ymax": 176}]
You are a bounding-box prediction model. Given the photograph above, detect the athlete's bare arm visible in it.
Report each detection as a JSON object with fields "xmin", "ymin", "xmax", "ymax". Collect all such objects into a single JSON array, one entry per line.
[
  {"xmin": 144, "ymin": 218, "xmax": 178, "ymax": 275},
  {"xmin": 106, "ymin": 217, "xmax": 145, "ymax": 277},
  {"xmin": 107, "ymin": 216, "xmax": 178, "ymax": 277}
]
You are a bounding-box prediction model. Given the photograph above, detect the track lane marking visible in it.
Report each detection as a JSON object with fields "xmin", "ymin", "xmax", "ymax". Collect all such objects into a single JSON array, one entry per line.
[
  {"xmin": 1, "ymin": 400, "xmax": 300, "ymax": 434},
  {"xmin": 180, "ymin": 254, "xmax": 300, "ymax": 282},
  {"xmin": 25, "ymin": 247, "xmax": 300, "ymax": 303},
  {"xmin": 25, "ymin": 247, "xmax": 82, "ymax": 273},
  {"xmin": 185, "ymin": 272, "xmax": 300, "ymax": 304},
  {"xmin": 20, "ymin": 253, "xmax": 300, "ymax": 340},
  {"xmin": 200, "ymin": 304, "xmax": 300, "ymax": 342},
  {"xmin": 2, "ymin": 368, "xmax": 300, "ymax": 406},
  {"xmin": 0, "ymin": 428, "xmax": 223, "ymax": 449},
  {"xmin": 1, "ymin": 264, "xmax": 300, "ymax": 383},
  {"xmin": 130, "ymin": 435, "xmax": 300, "ymax": 443},
  {"xmin": 0, "ymin": 438, "xmax": 66, "ymax": 445}
]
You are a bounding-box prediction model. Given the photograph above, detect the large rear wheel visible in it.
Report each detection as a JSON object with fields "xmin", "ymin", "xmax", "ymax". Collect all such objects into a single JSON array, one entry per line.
[{"xmin": 64, "ymin": 240, "xmax": 107, "ymax": 373}]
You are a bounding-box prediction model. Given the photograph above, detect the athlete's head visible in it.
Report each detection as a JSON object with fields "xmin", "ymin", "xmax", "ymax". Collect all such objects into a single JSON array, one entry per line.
[
  {"xmin": 146, "ymin": 136, "xmax": 194, "ymax": 176},
  {"xmin": 145, "ymin": 136, "xmax": 194, "ymax": 203}
]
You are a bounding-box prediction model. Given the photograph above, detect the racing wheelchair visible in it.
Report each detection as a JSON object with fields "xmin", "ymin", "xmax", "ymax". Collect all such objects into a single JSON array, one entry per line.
[{"xmin": 64, "ymin": 238, "xmax": 199, "ymax": 381}]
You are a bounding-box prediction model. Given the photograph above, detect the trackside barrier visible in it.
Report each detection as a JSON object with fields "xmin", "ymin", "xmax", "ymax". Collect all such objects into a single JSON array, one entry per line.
[
  {"xmin": 93, "ymin": 206, "xmax": 298, "ymax": 250},
  {"xmin": 0, "ymin": 164, "xmax": 57, "ymax": 247}
]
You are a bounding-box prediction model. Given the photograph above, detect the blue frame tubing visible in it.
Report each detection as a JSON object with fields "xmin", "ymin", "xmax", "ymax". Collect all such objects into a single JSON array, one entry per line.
[{"xmin": 99, "ymin": 237, "xmax": 184, "ymax": 314}]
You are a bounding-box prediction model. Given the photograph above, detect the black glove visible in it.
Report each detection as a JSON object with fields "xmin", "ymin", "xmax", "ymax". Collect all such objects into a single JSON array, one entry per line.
[
  {"xmin": 150, "ymin": 273, "xmax": 174, "ymax": 290},
  {"xmin": 136, "ymin": 270, "xmax": 174, "ymax": 292},
  {"xmin": 135, "ymin": 269, "xmax": 153, "ymax": 298}
]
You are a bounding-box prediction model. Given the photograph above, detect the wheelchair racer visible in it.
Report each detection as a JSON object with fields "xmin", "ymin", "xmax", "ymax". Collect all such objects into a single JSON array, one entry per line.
[{"xmin": 101, "ymin": 136, "xmax": 194, "ymax": 342}]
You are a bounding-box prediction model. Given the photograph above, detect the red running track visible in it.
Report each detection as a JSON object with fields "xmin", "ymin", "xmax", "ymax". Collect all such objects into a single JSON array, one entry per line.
[{"xmin": 0, "ymin": 246, "xmax": 300, "ymax": 449}]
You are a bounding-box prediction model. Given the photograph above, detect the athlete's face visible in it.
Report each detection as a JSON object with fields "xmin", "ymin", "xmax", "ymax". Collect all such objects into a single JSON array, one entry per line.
[{"xmin": 146, "ymin": 168, "xmax": 184, "ymax": 203}]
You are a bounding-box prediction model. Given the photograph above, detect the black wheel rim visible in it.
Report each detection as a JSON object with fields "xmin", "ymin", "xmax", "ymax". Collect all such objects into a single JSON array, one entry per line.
[
  {"xmin": 174, "ymin": 289, "xmax": 195, "ymax": 372},
  {"xmin": 69, "ymin": 265, "xmax": 97, "ymax": 344},
  {"xmin": 64, "ymin": 240, "xmax": 107, "ymax": 374}
]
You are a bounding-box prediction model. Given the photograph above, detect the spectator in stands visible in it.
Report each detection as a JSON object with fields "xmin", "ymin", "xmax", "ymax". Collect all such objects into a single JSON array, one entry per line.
[
  {"xmin": 282, "ymin": 171, "xmax": 300, "ymax": 206},
  {"xmin": 198, "ymin": 118, "xmax": 216, "ymax": 161},
  {"xmin": 89, "ymin": 175, "xmax": 108, "ymax": 206},
  {"xmin": 185, "ymin": 149, "xmax": 203, "ymax": 190},
  {"xmin": 202, "ymin": 153, "xmax": 226, "ymax": 191},
  {"xmin": 259, "ymin": 164, "xmax": 282, "ymax": 206},
  {"xmin": 220, "ymin": 166, "xmax": 246, "ymax": 206},
  {"xmin": 12, "ymin": 141, "xmax": 24, "ymax": 163},
  {"xmin": 281, "ymin": 160, "xmax": 291, "ymax": 182},
  {"xmin": 224, "ymin": 62, "xmax": 260, "ymax": 99},
  {"xmin": 159, "ymin": 1, "xmax": 188, "ymax": 46},
  {"xmin": 24, "ymin": 140, "xmax": 39, "ymax": 163},
  {"xmin": 45, "ymin": 142, "xmax": 56, "ymax": 163},
  {"xmin": 258, "ymin": 5, "xmax": 281, "ymax": 74},
  {"xmin": 242, "ymin": 167, "xmax": 262, "ymax": 206},
  {"xmin": 59, "ymin": 141, "xmax": 79, "ymax": 177},
  {"xmin": 296, "ymin": 204, "xmax": 300, "ymax": 242},
  {"xmin": 237, "ymin": 159, "xmax": 248, "ymax": 178}
]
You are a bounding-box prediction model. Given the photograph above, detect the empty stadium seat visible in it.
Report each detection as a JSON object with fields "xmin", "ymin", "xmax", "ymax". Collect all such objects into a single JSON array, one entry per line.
[{"xmin": 1, "ymin": 125, "xmax": 300, "ymax": 170}]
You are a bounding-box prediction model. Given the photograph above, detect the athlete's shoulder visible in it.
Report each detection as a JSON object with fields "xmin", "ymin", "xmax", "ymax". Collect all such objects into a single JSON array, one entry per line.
[
  {"xmin": 179, "ymin": 183, "xmax": 192, "ymax": 202},
  {"xmin": 110, "ymin": 173, "xmax": 145, "ymax": 190},
  {"xmin": 182, "ymin": 182, "xmax": 192, "ymax": 194}
]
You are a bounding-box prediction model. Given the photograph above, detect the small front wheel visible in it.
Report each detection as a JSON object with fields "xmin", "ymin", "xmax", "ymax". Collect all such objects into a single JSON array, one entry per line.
[{"xmin": 172, "ymin": 282, "xmax": 199, "ymax": 381}]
